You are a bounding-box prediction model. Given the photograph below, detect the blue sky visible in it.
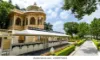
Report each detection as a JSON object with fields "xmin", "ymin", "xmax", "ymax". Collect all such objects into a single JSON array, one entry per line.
[{"xmin": 4, "ymin": 0, "xmax": 100, "ymax": 33}]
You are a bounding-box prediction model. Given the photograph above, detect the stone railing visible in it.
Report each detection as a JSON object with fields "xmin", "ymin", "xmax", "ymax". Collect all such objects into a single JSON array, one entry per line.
[{"xmin": 10, "ymin": 40, "xmax": 68, "ymax": 55}]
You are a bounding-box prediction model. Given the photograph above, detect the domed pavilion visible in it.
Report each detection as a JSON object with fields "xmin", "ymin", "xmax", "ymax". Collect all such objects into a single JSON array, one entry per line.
[{"xmin": 8, "ymin": 2, "xmax": 46, "ymax": 30}]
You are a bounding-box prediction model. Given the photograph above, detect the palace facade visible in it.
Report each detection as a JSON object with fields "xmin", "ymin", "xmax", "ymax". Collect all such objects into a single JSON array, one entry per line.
[{"xmin": 0, "ymin": 3, "xmax": 68, "ymax": 56}]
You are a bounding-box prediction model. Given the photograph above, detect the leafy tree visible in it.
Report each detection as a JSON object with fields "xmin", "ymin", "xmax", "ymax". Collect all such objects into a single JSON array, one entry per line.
[
  {"xmin": 0, "ymin": 1, "xmax": 14, "ymax": 29},
  {"xmin": 64, "ymin": 22, "xmax": 79, "ymax": 38},
  {"xmin": 78, "ymin": 22, "xmax": 89, "ymax": 38},
  {"xmin": 15, "ymin": 4, "xmax": 26, "ymax": 10},
  {"xmin": 62, "ymin": 0, "xmax": 98, "ymax": 19},
  {"xmin": 90, "ymin": 18, "xmax": 100, "ymax": 39},
  {"xmin": 20, "ymin": 8, "xmax": 26, "ymax": 11},
  {"xmin": 44, "ymin": 22, "xmax": 53, "ymax": 31},
  {"xmin": 15, "ymin": 4, "xmax": 20, "ymax": 10},
  {"xmin": 0, "ymin": 0, "xmax": 3, "ymax": 2}
]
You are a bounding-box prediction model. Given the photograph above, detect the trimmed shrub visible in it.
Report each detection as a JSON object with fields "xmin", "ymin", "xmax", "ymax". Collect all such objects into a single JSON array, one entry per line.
[
  {"xmin": 68, "ymin": 39, "xmax": 81, "ymax": 42},
  {"xmin": 98, "ymin": 47, "xmax": 100, "ymax": 50},
  {"xmin": 55, "ymin": 45, "xmax": 75, "ymax": 56},
  {"xmin": 92, "ymin": 40, "xmax": 98, "ymax": 47},
  {"xmin": 76, "ymin": 40, "xmax": 85, "ymax": 46},
  {"xmin": 68, "ymin": 40, "xmax": 76, "ymax": 42},
  {"xmin": 92, "ymin": 39, "xmax": 100, "ymax": 50}
]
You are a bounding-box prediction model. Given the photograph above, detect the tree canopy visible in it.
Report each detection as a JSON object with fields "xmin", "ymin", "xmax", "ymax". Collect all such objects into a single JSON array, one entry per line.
[
  {"xmin": 15, "ymin": 4, "xmax": 20, "ymax": 10},
  {"xmin": 0, "ymin": 1, "xmax": 14, "ymax": 29},
  {"xmin": 44, "ymin": 22, "xmax": 53, "ymax": 31},
  {"xmin": 62, "ymin": 0, "xmax": 98, "ymax": 19},
  {"xmin": 64, "ymin": 22, "xmax": 90, "ymax": 38},
  {"xmin": 64, "ymin": 22, "xmax": 79, "ymax": 38},
  {"xmin": 78, "ymin": 22, "xmax": 89, "ymax": 37},
  {"xmin": 90, "ymin": 18, "xmax": 100, "ymax": 39}
]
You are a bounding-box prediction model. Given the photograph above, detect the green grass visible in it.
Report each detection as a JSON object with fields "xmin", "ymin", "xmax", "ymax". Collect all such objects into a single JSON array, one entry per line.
[
  {"xmin": 55, "ymin": 45, "xmax": 75, "ymax": 56},
  {"xmin": 92, "ymin": 39, "xmax": 100, "ymax": 50}
]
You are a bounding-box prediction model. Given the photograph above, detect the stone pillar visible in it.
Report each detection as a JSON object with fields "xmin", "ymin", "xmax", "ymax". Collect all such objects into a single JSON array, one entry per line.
[
  {"xmin": 12, "ymin": 15, "xmax": 16, "ymax": 30},
  {"xmin": 25, "ymin": 18, "xmax": 26, "ymax": 25},
  {"xmin": 28, "ymin": 17, "xmax": 30, "ymax": 25},
  {"xmin": 48, "ymin": 37, "xmax": 51, "ymax": 41},
  {"xmin": 21, "ymin": 18, "xmax": 23, "ymax": 26},
  {"xmin": 42, "ymin": 18, "xmax": 44, "ymax": 25},
  {"xmin": 35, "ymin": 17, "xmax": 38, "ymax": 26}
]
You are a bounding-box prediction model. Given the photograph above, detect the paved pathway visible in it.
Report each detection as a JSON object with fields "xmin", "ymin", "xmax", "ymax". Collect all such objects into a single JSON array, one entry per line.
[{"xmin": 73, "ymin": 40, "xmax": 98, "ymax": 56}]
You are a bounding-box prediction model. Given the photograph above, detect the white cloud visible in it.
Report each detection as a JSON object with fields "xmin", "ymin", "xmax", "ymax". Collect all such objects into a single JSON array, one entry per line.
[
  {"xmin": 53, "ymin": 21, "xmax": 65, "ymax": 33},
  {"xmin": 4, "ymin": 0, "xmax": 62, "ymax": 11},
  {"xmin": 50, "ymin": 12, "xmax": 57, "ymax": 18},
  {"xmin": 47, "ymin": 9, "xmax": 58, "ymax": 19},
  {"xmin": 55, "ymin": 8, "xmax": 60, "ymax": 12},
  {"xmin": 60, "ymin": 11, "xmax": 70, "ymax": 20},
  {"xmin": 47, "ymin": 9, "xmax": 53, "ymax": 14}
]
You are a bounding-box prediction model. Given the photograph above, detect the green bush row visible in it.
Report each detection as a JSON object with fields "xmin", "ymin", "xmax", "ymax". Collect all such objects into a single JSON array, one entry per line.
[
  {"xmin": 55, "ymin": 45, "xmax": 75, "ymax": 56},
  {"xmin": 68, "ymin": 40, "xmax": 76, "ymax": 42},
  {"xmin": 92, "ymin": 39, "xmax": 100, "ymax": 50},
  {"xmin": 76, "ymin": 40, "xmax": 85, "ymax": 46}
]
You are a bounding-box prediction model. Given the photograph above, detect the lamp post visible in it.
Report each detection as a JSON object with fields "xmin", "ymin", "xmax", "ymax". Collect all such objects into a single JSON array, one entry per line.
[{"xmin": 50, "ymin": 47, "xmax": 55, "ymax": 56}]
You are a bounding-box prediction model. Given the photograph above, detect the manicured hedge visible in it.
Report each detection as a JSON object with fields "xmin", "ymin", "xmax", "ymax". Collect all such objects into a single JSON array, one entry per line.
[
  {"xmin": 76, "ymin": 40, "xmax": 85, "ymax": 46},
  {"xmin": 68, "ymin": 40, "xmax": 76, "ymax": 42},
  {"xmin": 92, "ymin": 40, "xmax": 98, "ymax": 47},
  {"xmin": 92, "ymin": 39, "xmax": 100, "ymax": 50},
  {"xmin": 68, "ymin": 38, "xmax": 81, "ymax": 42},
  {"xmin": 55, "ymin": 45, "xmax": 75, "ymax": 56}
]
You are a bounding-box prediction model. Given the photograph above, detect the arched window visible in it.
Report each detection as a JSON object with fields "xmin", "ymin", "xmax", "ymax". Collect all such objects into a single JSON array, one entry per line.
[
  {"xmin": 26, "ymin": 18, "xmax": 28, "ymax": 25},
  {"xmin": 16, "ymin": 18, "xmax": 21, "ymax": 26},
  {"xmin": 30, "ymin": 17, "xmax": 35, "ymax": 25}
]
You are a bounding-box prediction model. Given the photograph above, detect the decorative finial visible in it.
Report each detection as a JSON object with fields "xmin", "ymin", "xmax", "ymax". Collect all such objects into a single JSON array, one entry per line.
[{"xmin": 34, "ymin": 2, "xmax": 37, "ymax": 5}]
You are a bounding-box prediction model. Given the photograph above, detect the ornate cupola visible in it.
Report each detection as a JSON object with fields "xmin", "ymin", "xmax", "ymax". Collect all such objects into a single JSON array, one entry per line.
[{"xmin": 26, "ymin": 2, "xmax": 44, "ymax": 12}]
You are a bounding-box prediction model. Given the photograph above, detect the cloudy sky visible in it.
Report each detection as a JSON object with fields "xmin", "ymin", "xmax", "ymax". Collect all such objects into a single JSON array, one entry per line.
[{"xmin": 3, "ymin": 0, "xmax": 100, "ymax": 33}]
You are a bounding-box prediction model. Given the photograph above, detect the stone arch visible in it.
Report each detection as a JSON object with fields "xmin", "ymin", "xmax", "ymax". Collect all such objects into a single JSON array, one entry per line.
[
  {"xmin": 30, "ymin": 17, "xmax": 35, "ymax": 25},
  {"xmin": 15, "ymin": 17, "xmax": 21, "ymax": 26}
]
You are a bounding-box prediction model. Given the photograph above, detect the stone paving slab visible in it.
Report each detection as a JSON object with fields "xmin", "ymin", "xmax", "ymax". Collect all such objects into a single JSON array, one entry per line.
[{"xmin": 73, "ymin": 40, "xmax": 98, "ymax": 56}]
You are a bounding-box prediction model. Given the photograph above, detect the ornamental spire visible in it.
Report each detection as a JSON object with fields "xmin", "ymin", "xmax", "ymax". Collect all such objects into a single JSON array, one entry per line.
[{"xmin": 34, "ymin": 2, "xmax": 37, "ymax": 5}]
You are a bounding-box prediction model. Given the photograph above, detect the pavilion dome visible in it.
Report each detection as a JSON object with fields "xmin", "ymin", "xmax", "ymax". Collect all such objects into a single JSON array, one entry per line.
[{"xmin": 26, "ymin": 2, "xmax": 44, "ymax": 12}]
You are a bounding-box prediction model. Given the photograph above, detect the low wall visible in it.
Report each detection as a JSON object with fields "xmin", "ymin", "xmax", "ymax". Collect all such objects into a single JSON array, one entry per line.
[{"xmin": 10, "ymin": 40, "xmax": 68, "ymax": 55}]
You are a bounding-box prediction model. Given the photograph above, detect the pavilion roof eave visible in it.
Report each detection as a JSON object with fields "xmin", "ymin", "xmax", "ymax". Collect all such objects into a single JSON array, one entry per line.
[
  {"xmin": 12, "ymin": 34, "xmax": 68, "ymax": 37},
  {"xmin": 12, "ymin": 30, "xmax": 69, "ymax": 37}
]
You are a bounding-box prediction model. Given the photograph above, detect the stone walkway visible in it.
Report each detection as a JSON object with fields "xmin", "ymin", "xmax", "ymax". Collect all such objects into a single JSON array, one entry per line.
[{"xmin": 73, "ymin": 40, "xmax": 98, "ymax": 56}]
